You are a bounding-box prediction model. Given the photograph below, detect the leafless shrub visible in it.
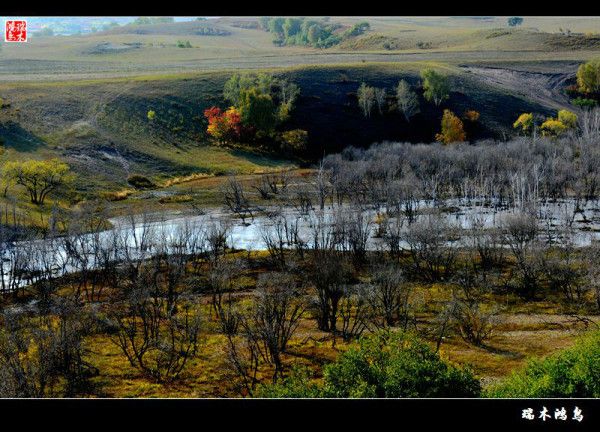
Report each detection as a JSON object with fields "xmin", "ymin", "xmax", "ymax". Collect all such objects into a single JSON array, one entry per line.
[
  {"xmin": 260, "ymin": 210, "xmax": 298, "ymax": 269},
  {"xmin": 501, "ymin": 212, "xmax": 544, "ymax": 299},
  {"xmin": 0, "ymin": 300, "xmax": 96, "ymax": 397},
  {"xmin": 222, "ymin": 175, "xmax": 253, "ymax": 223},
  {"xmin": 206, "ymin": 257, "xmax": 244, "ymax": 320},
  {"xmin": 582, "ymin": 242, "xmax": 600, "ymax": 312},
  {"xmin": 109, "ymin": 276, "xmax": 203, "ymax": 382},
  {"xmin": 404, "ymin": 214, "xmax": 458, "ymax": 281},
  {"xmin": 307, "ymin": 251, "xmax": 353, "ymax": 332},
  {"xmin": 366, "ymin": 265, "xmax": 413, "ymax": 329},
  {"xmin": 342, "ymin": 209, "xmax": 372, "ymax": 265},
  {"xmin": 290, "ymin": 186, "xmax": 313, "ymax": 215},
  {"xmin": 205, "ymin": 219, "xmax": 230, "ymax": 262},
  {"xmin": 222, "ymin": 273, "xmax": 304, "ymax": 393},
  {"xmin": 541, "ymin": 248, "xmax": 586, "ymax": 305},
  {"xmin": 338, "ymin": 284, "xmax": 370, "ymax": 341},
  {"xmin": 450, "ymin": 298, "xmax": 498, "ymax": 347},
  {"xmin": 466, "ymin": 215, "xmax": 505, "ymax": 274}
]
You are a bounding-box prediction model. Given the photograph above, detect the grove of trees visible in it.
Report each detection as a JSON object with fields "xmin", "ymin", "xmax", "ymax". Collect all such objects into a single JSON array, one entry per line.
[
  {"xmin": 204, "ymin": 73, "xmax": 304, "ymax": 152},
  {"xmin": 258, "ymin": 17, "xmax": 369, "ymax": 48}
]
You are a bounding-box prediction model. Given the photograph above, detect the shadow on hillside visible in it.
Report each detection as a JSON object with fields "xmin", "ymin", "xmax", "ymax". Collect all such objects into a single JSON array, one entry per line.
[
  {"xmin": 0, "ymin": 121, "xmax": 46, "ymax": 153},
  {"xmin": 230, "ymin": 148, "xmax": 290, "ymax": 168}
]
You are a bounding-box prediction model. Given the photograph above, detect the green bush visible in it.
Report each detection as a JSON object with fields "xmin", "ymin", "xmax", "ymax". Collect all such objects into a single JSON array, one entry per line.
[
  {"xmin": 257, "ymin": 330, "xmax": 481, "ymax": 398},
  {"xmin": 255, "ymin": 366, "xmax": 322, "ymax": 398},
  {"xmin": 322, "ymin": 331, "xmax": 480, "ymax": 397},
  {"xmin": 572, "ymin": 97, "xmax": 598, "ymax": 108},
  {"xmin": 176, "ymin": 40, "xmax": 192, "ymax": 48},
  {"xmin": 486, "ymin": 331, "xmax": 600, "ymax": 398}
]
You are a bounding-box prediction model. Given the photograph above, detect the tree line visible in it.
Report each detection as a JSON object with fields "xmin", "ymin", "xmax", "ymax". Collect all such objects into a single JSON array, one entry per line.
[{"xmin": 203, "ymin": 72, "xmax": 307, "ymax": 154}]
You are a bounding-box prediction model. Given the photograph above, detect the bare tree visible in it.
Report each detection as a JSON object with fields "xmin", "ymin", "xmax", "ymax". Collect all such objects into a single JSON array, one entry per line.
[
  {"xmin": 243, "ymin": 273, "xmax": 304, "ymax": 381},
  {"xmin": 253, "ymin": 172, "xmax": 289, "ymax": 200},
  {"xmin": 222, "ymin": 175, "xmax": 253, "ymax": 223},
  {"xmin": 261, "ymin": 209, "xmax": 300, "ymax": 269},
  {"xmin": 367, "ymin": 265, "xmax": 413, "ymax": 329},
  {"xmin": 501, "ymin": 212, "xmax": 543, "ymax": 299},
  {"xmin": 338, "ymin": 284, "xmax": 370, "ymax": 341},
  {"xmin": 584, "ymin": 242, "xmax": 600, "ymax": 312},
  {"xmin": 307, "ymin": 250, "xmax": 353, "ymax": 332},
  {"xmin": 450, "ymin": 297, "xmax": 498, "ymax": 347},
  {"xmin": 206, "ymin": 257, "xmax": 244, "ymax": 320},
  {"xmin": 0, "ymin": 300, "xmax": 96, "ymax": 397},
  {"xmin": 109, "ymin": 276, "xmax": 203, "ymax": 382},
  {"xmin": 222, "ymin": 273, "xmax": 304, "ymax": 393},
  {"xmin": 404, "ymin": 214, "xmax": 458, "ymax": 281},
  {"xmin": 466, "ymin": 215, "xmax": 505, "ymax": 277},
  {"xmin": 344, "ymin": 209, "xmax": 372, "ymax": 265}
]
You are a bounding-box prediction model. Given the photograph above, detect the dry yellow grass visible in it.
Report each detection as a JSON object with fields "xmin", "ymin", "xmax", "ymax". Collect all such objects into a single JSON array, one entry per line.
[{"xmin": 79, "ymin": 276, "xmax": 595, "ymax": 398}]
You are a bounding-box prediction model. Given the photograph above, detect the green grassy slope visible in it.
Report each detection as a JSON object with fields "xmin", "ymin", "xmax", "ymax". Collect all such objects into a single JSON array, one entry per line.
[{"xmin": 0, "ymin": 72, "xmax": 293, "ymax": 194}]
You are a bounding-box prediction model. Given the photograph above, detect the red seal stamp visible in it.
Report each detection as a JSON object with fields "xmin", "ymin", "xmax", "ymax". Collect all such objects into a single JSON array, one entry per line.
[{"xmin": 5, "ymin": 20, "xmax": 27, "ymax": 42}]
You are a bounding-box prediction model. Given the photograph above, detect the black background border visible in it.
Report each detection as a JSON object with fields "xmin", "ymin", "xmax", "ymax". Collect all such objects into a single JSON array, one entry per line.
[{"xmin": 2, "ymin": 3, "xmax": 600, "ymax": 429}]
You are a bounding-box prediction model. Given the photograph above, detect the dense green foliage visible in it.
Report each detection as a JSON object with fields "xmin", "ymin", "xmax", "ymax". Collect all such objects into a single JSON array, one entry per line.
[
  {"xmin": 218, "ymin": 73, "xmax": 301, "ymax": 140},
  {"xmin": 279, "ymin": 129, "xmax": 309, "ymax": 153},
  {"xmin": 257, "ymin": 330, "xmax": 481, "ymax": 398},
  {"xmin": 577, "ymin": 60, "xmax": 600, "ymax": 94},
  {"xmin": 256, "ymin": 366, "xmax": 323, "ymax": 398},
  {"xmin": 420, "ymin": 69, "xmax": 450, "ymax": 106},
  {"xmin": 238, "ymin": 88, "xmax": 277, "ymax": 134},
  {"xmin": 487, "ymin": 331, "xmax": 600, "ymax": 398},
  {"xmin": 260, "ymin": 17, "xmax": 369, "ymax": 48},
  {"xmin": 572, "ymin": 97, "xmax": 598, "ymax": 108}
]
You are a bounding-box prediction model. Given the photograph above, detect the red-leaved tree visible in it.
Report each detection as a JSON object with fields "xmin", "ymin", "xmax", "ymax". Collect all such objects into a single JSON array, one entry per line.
[{"xmin": 204, "ymin": 106, "xmax": 242, "ymax": 144}]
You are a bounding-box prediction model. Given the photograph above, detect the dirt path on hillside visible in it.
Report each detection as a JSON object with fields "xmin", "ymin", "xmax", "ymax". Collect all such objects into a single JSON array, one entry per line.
[{"xmin": 461, "ymin": 65, "xmax": 578, "ymax": 113}]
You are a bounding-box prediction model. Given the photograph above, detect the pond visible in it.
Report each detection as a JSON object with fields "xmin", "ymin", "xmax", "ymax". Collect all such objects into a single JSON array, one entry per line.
[{"xmin": 2, "ymin": 197, "xmax": 600, "ymax": 290}]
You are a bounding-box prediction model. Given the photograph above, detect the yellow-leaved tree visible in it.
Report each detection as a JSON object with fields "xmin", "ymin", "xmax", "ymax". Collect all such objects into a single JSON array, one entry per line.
[
  {"xmin": 541, "ymin": 119, "xmax": 568, "ymax": 137},
  {"xmin": 436, "ymin": 109, "xmax": 466, "ymax": 144},
  {"xmin": 558, "ymin": 109, "xmax": 578, "ymax": 129},
  {"xmin": 540, "ymin": 110, "xmax": 578, "ymax": 137},
  {"xmin": 3, "ymin": 158, "xmax": 74, "ymax": 205},
  {"xmin": 513, "ymin": 113, "xmax": 534, "ymax": 135}
]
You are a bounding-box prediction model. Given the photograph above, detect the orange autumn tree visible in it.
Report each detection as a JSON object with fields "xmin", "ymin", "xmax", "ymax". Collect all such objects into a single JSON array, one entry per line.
[
  {"xmin": 436, "ymin": 109, "xmax": 466, "ymax": 144},
  {"xmin": 463, "ymin": 110, "xmax": 480, "ymax": 122},
  {"xmin": 204, "ymin": 106, "xmax": 242, "ymax": 144}
]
